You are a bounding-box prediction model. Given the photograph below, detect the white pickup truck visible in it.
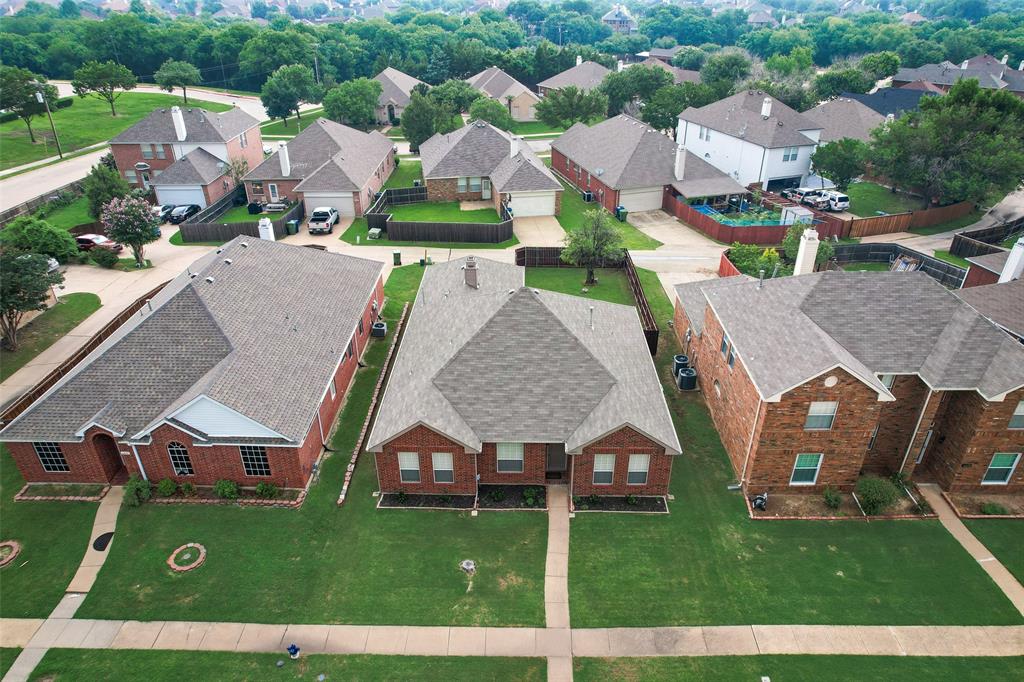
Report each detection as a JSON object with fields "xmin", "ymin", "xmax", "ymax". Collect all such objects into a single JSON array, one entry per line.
[{"xmin": 308, "ymin": 207, "xmax": 339, "ymax": 235}]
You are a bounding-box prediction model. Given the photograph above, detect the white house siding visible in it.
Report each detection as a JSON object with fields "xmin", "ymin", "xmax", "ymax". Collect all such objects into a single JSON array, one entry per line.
[
  {"xmin": 677, "ymin": 120, "xmax": 817, "ymax": 189},
  {"xmin": 173, "ymin": 396, "xmax": 283, "ymax": 439},
  {"xmin": 170, "ymin": 142, "xmax": 229, "ymax": 163}
]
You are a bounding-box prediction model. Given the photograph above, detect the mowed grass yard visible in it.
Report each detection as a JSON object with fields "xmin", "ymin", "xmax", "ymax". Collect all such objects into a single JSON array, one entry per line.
[
  {"xmin": 38, "ymin": 197, "xmax": 92, "ymax": 230},
  {"xmin": 259, "ymin": 109, "xmax": 324, "ymax": 136},
  {"xmin": 340, "ymin": 218, "xmax": 517, "ymax": 250},
  {"xmin": 30, "ymin": 650, "xmax": 545, "ymax": 682},
  {"xmin": 574, "ymin": 655, "xmax": 1024, "ymax": 682},
  {"xmin": 0, "ymin": 93, "xmax": 231, "ymax": 171},
  {"xmin": 388, "ymin": 201, "xmax": 501, "ymax": 223},
  {"xmin": 76, "ymin": 265, "xmax": 547, "ymax": 626},
  {"xmin": 567, "ymin": 276, "xmax": 1023, "ymax": 628},
  {"xmin": 384, "ymin": 160, "xmax": 422, "ymax": 189},
  {"xmin": 0, "ymin": 293, "xmax": 101, "ymax": 382},
  {"xmin": 964, "ymin": 520, "xmax": 1024, "ymax": 584},
  {"xmin": 550, "ymin": 172, "xmax": 662, "ymax": 251},
  {"xmin": 525, "ymin": 267, "xmax": 633, "ymax": 306},
  {"xmin": 846, "ymin": 182, "xmax": 983, "ymax": 235}
]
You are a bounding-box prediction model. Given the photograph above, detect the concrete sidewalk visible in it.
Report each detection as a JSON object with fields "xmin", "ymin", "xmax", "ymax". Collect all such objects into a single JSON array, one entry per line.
[{"xmin": 545, "ymin": 485, "xmax": 572, "ymax": 682}]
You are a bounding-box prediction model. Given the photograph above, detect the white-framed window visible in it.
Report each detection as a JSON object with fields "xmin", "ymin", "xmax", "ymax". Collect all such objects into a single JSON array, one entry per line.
[
  {"xmin": 727, "ymin": 345, "xmax": 735, "ymax": 369},
  {"xmin": 805, "ymin": 401, "xmax": 838, "ymax": 430},
  {"xmin": 790, "ymin": 453, "xmax": 822, "ymax": 485},
  {"xmin": 982, "ymin": 453, "xmax": 1020, "ymax": 485},
  {"xmin": 398, "ymin": 452, "xmax": 420, "ymax": 483},
  {"xmin": 469, "ymin": 176, "xmax": 482, "ymax": 192},
  {"xmin": 155, "ymin": 144, "xmax": 165, "ymax": 160},
  {"xmin": 240, "ymin": 131, "xmax": 248, "ymax": 148},
  {"xmin": 627, "ymin": 454, "xmax": 649, "ymax": 485},
  {"xmin": 782, "ymin": 147, "xmax": 799, "ymax": 162},
  {"xmin": 720, "ymin": 333, "xmax": 729, "ymax": 358},
  {"xmin": 140, "ymin": 143, "xmax": 154, "ymax": 159},
  {"xmin": 496, "ymin": 442, "xmax": 524, "ymax": 473},
  {"xmin": 329, "ymin": 378, "xmax": 337, "ymax": 399},
  {"xmin": 699, "ymin": 126, "xmax": 711, "ymax": 141},
  {"xmin": 867, "ymin": 424, "xmax": 879, "ymax": 451},
  {"xmin": 593, "ymin": 454, "xmax": 615, "ymax": 485},
  {"xmin": 168, "ymin": 441, "xmax": 194, "ymax": 476},
  {"xmin": 1010, "ymin": 400, "xmax": 1024, "ymax": 429},
  {"xmin": 251, "ymin": 182, "xmax": 264, "ymax": 195},
  {"xmin": 34, "ymin": 442, "xmax": 69, "ymax": 473},
  {"xmin": 432, "ymin": 452, "xmax": 454, "ymax": 483},
  {"xmin": 125, "ymin": 169, "xmax": 137, "ymax": 183},
  {"xmin": 457, "ymin": 177, "xmax": 467, "ymax": 192},
  {"xmin": 880, "ymin": 374, "xmax": 896, "ymax": 389},
  {"xmin": 240, "ymin": 445, "xmax": 270, "ymax": 477}
]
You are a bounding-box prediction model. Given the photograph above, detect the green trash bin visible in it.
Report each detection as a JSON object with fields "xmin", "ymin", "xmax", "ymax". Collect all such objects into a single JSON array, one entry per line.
[
  {"xmin": 393, "ymin": 250, "xmax": 401, "ymax": 266},
  {"xmin": 286, "ymin": 219, "xmax": 299, "ymax": 235}
]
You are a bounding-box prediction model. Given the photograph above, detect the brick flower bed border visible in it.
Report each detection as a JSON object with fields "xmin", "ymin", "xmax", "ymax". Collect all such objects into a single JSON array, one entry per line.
[
  {"xmin": 15, "ymin": 483, "xmax": 110, "ymax": 503},
  {"xmin": 167, "ymin": 542, "xmax": 206, "ymax": 572},
  {"xmin": 148, "ymin": 490, "xmax": 306, "ymax": 509},
  {"xmin": 744, "ymin": 491, "xmax": 937, "ymax": 521},
  {"xmin": 0, "ymin": 540, "xmax": 23, "ymax": 568},
  {"xmin": 339, "ymin": 301, "xmax": 410, "ymax": 507},
  {"xmin": 941, "ymin": 490, "xmax": 1024, "ymax": 519}
]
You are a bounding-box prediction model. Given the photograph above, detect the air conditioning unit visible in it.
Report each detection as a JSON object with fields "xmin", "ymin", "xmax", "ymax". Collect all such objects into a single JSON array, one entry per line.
[{"xmin": 582, "ymin": 191, "xmax": 593, "ymax": 202}]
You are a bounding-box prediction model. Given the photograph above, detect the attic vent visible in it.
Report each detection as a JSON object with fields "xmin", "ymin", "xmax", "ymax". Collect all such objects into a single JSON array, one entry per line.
[
  {"xmin": 223, "ymin": 258, "xmax": 232, "ymax": 264},
  {"xmin": 216, "ymin": 248, "xmax": 223, "ymax": 254},
  {"xmin": 240, "ymin": 242, "xmax": 249, "ymax": 247},
  {"xmin": 189, "ymin": 273, "xmax": 198, "ymax": 279},
  {"xmin": 204, "ymin": 276, "xmax": 215, "ymax": 283}
]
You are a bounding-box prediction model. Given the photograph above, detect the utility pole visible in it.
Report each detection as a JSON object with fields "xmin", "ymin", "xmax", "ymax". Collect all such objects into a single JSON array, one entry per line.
[{"xmin": 36, "ymin": 87, "xmax": 62, "ymax": 159}]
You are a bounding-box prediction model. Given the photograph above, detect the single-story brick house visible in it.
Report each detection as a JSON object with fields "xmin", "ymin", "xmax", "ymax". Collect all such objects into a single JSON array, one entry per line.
[
  {"xmin": 551, "ymin": 115, "xmax": 746, "ymax": 214},
  {"xmin": 374, "ymin": 67, "xmax": 426, "ymax": 124},
  {"xmin": 466, "ymin": 66, "xmax": 541, "ymax": 122},
  {"xmin": 110, "ymin": 106, "xmax": 263, "ymax": 208},
  {"xmin": 243, "ymin": 118, "xmax": 396, "ymax": 217},
  {"xmin": 0, "ymin": 238, "xmax": 384, "ymax": 490},
  {"xmin": 419, "ymin": 121, "xmax": 562, "ymax": 217},
  {"xmin": 673, "ymin": 271, "xmax": 1024, "ymax": 494},
  {"xmin": 366, "ymin": 257, "xmax": 681, "ymax": 499}
]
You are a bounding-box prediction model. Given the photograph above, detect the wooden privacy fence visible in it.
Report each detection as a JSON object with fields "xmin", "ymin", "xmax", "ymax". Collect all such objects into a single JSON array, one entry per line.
[
  {"xmin": 831, "ymin": 243, "xmax": 967, "ymax": 289},
  {"xmin": 950, "ymin": 215, "xmax": 1024, "ymax": 259},
  {"xmin": 513, "ymin": 247, "xmax": 659, "ymax": 355},
  {"xmin": 846, "ymin": 200, "xmax": 975, "ymax": 238},
  {"xmin": 0, "ymin": 179, "xmax": 85, "ymax": 228},
  {"xmin": 366, "ymin": 187, "xmax": 513, "ymax": 244},
  {"xmin": 179, "ymin": 201, "xmax": 304, "ymax": 243},
  {"xmin": 0, "ymin": 280, "xmax": 170, "ymax": 426}
]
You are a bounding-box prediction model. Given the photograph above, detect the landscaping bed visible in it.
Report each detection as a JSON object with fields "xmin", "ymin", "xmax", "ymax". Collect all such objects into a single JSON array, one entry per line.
[
  {"xmin": 15, "ymin": 482, "xmax": 108, "ymax": 502},
  {"xmin": 378, "ymin": 492, "xmax": 475, "ymax": 510},
  {"xmin": 572, "ymin": 494, "xmax": 667, "ymax": 513},
  {"xmin": 944, "ymin": 491, "xmax": 1024, "ymax": 518},
  {"xmin": 747, "ymin": 487, "xmax": 933, "ymax": 520},
  {"xmin": 147, "ymin": 485, "xmax": 304, "ymax": 508},
  {"xmin": 478, "ymin": 485, "xmax": 546, "ymax": 510}
]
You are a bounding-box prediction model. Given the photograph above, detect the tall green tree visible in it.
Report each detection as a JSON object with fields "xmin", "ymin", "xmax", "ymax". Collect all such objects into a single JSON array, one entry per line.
[
  {"xmin": 429, "ymin": 79, "xmax": 481, "ymax": 112},
  {"xmin": 0, "ymin": 252, "xmax": 65, "ymax": 351},
  {"xmin": 0, "ymin": 217, "xmax": 78, "ymax": 263},
  {"xmin": 83, "ymin": 162, "xmax": 131, "ymax": 220},
  {"xmin": 859, "ymin": 51, "xmax": 901, "ymax": 79},
  {"xmin": 813, "ymin": 68, "xmax": 873, "ymax": 100},
  {"xmin": 0, "ymin": 66, "xmax": 57, "ymax": 143},
  {"xmin": 154, "ymin": 59, "xmax": 202, "ymax": 105},
  {"xmin": 811, "ymin": 139, "xmax": 869, "ymax": 191},
  {"xmin": 401, "ymin": 90, "xmax": 437, "ymax": 152},
  {"xmin": 323, "ymin": 78, "xmax": 383, "ymax": 130},
  {"xmin": 71, "ymin": 60, "xmax": 137, "ymax": 116},
  {"xmin": 601, "ymin": 65, "xmax": 673, "ymax": 115},
  {"xmin": 468, "ymin": 96, "xmax": 514, "ymax": 130},
  {"xmin": 535, "ymin": 85, "xmax": 607, "ymax": 129},
  {"xmin": 560, "ymin": 209, "xmax": 624, "ymax": 285},
  {"xmin": 670, "ymin": 46, "xmax": 708, "ymax": 71},
  {"xmin": 699, "ymin": 49, "xmax": 752, "ymax": 95},
  {"xmin": 260, "ymin": 64, "xmax": 319, "ymax": 127},
  {"xmin": 641, "ymin": 82, "xmax": 717, "ymax": 131}
]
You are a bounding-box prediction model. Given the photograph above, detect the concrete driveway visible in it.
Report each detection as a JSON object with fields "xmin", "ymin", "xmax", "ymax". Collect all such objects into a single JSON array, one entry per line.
[
  {"xmin": 625, "ymin": 210, "xmax": 728, "ymax": 303},
  {"xmin": 514, "ymin": 216, "xmax": 565, "ymax": 246}
]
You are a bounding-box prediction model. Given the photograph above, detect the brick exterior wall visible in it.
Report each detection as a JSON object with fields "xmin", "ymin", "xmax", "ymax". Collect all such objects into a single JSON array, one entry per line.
[
  {"xmin": 111, "ymin": 143, "xmax": 177, "ymax": 190},
  {"xmin": 572, "ymin": 427, "xmax": 672, "ymax": 496},
  {"xmin": 6, "ymin": 427, "xmax": 131, "ymax": 484},
  {"xmin": 425, "ymin": 178, "xmax": 485, "ymax": 203},
  {"xmin": 864, "ymin": 375, "xmax": 930, "ymax": 475},
  {"xmin": 376, "ymin": 425, "xmax": 477, "ymax": 495},
  {"xmin": 477, "ymin": 443, "xmax": 547, "ymax": 485},
  {"xmin": 226, "ymin": 127, "xmax": 266, "ymax": 174},
  {"xmin": 551, "ymin": 149, "xmax": 620, "ymax": 214},
  {"xmin": 245, "ymin": 179, "xmax": 301, "ymax": 205}
]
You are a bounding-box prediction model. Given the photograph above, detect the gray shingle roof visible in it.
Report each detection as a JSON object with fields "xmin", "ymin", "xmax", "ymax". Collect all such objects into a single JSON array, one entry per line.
[
  {"xmin": 842, "ymin": 88, "xmax": 935, "ymax": 117},
  {"xmin": 150, "ymin": 148, "xmax": 227, "ymax": 187},
  {"xmin": 244, "ymin": 118, "xmax": 393, "ymax": 190},
  {"xmin": 552, "ymin": 115, "xmax": 744, "ymax": 195},
  {"xmin": 955, "ymin": 278, "xmax": 1024, "ymax": 339},
  {"xmin": 366, "ymin": 257, "xmax": 680, "ymax": 455},
  {"xmin": 466, "ymin": 67, "xmax": 537, "ymax": 102},
  {"xmin": 676, "ymin": 271, "xmax": 1024, "ymax": 401},
  {"xmin": 374, "ymin": 67, "xmax": 425, "ymax": 108},
  {"xmin": 637, "ymin": 58, "xmax": 700, "ymax": 85},
  {"xmin": 895, "ymin": 55, "xmax": 1024, "ymax": 93},
  {"xmin": 537, "ymin": 61, "xmax": 610, "ymax": 92},
  {"xmin": 679, "ymin": 90, "xmax": 821, "ymax": 149},
  {"xmin": 111, "ymin": 107, "xmax": 259, "ymax": 144},
  {"xmin": 967, "ymin": 250, "xmax": 1009, "ymax": 274},
  {"xmin": 420, "ymin": 121, "xmax": 560, "ymax": 192},
  {"xmin": 1, "ymin": 239, "xmax": 383, "ymax": 444},
  {"xmin": 803, "ymin": 97, "xmax": 886, "ymax": 143}
]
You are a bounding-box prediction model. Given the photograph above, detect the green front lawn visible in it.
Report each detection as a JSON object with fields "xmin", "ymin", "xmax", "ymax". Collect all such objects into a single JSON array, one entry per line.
[
  {"xmin": 574, "ymin": 656, "xmax": 1024, "ymax": 682},
  {"xmin": 389, "ymin": 201, "xmax": 501, "ymax": 224},
  {"xmin": 525, "ymin": 267, "xmax": 634, "ymax": 306},
  {"xmin": 384, "ymin": 160, "xmax": 422, "ymax": 189},
  {"xmin": 0, "ymin": 649, "xmax": 18, "ymax": 679},
  {"xmin": 0, "ymin": 93, "xmax": 231, "ymax": 171},
  {"xmin": 567, "ymin": 275, "xmax": 1023, "ymax": 628},
  {"xmin": 932, "ymin": 250, "xmax": 971, "ymax": 268},
  {"xmin": 37, "ymin": 197, "xmax": 92, "ymax": 231},
  {"xmin": 215, "ymin": 204, "xmax": 266, "ymax": 223},
  {"xmin": 846, "ymin": 181, "xmax": 926, "ymax": 217},
  {"xmin": 77, "ymin": 265, "xmax": 546, "ymax": 626},
  {"xmin": 341, "ymin": 218, "xmax": 518, "ymax": 250},
  {"xmin": 0, "ymin": 448, "xmax": 98, "ymax": 617},
  {"xmin": 510, "ymin": 121, "xmax": 565, "ymax": 135},
  {"xmin": 554, "ymin": 177, "xmax": 663, "ymax": 251},
  {"xmin": 0, "ymin": 293, "xmax": 102, "ymax": 382},
  {"xmin": 169, "ymin": 230, "xmax": 226, "ymax": 247},
  {"xmin": 30, "ymin": 650, "xmax": 545, "ymax": 682},
  {"xmin": 259, "ymin": 109, "xmax": 324, "ymax": 137},
  {"xmin": 965, "ymin": 520, "xmax": 1024, "ymax": 584},
  {"xmin": 402, "ymin": 116, "xmax": 461, "ymax": 140}
]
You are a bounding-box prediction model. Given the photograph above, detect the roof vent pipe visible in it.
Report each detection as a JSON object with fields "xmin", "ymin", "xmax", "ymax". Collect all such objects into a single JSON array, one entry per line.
[
  {"xmin": 205, "ymin": 276, "xmax": 215, "ymax": 283},
  {"xmin": 999, "ymin": 237, "xmax": 1024, "ymax": 283},
  {"xmin": 278, "ymin": 141, "xmax": 290, "ymax": 176},
  {"xmin": 464, "ymin": 255, "xmax": 479, "ymax": 289},
  {"xmin": 961, "ymin": 59, "xmax": 969, "ymax": 70},
  {"xmin": 761, "ymin": 97, "xmax": 772, "ymax": 119},
  {"xmin": 589, "ymin": 305, "xmax": 594, "ymax": 330},
  {"xmin": 617, "ymin": 59, "xmax": 624, "ymax": 73},
  {"xmin": 1001, "ymin": 54, "xmax": 1009, "ymax": 64},
  {"xmin": 171, "ymin": 106, "xmax": 187, "ymax": 142},
  {"xmin": 576, "ymin": 55, "xmax": 583, "ymax": 67},
  {"xmin": 757, "ymin": 269, "xmax": 765, "ymax": 289}
]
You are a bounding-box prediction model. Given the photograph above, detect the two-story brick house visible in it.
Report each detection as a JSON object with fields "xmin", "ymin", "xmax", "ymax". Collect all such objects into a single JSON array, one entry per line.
[
  {"xmin": 0, "ymin": 239, "xmax": 384, "ymax": 491},
  {"xmin": 673, "ymin": 271, "xmax": 1024, "ymax": 494},
  {"xmin": 109, "ymin": 106, "xmax": 263, "ymax": 208},
  {"xmin": 366, "ymin": 257, "xmax": 681, "ymax": 500}
]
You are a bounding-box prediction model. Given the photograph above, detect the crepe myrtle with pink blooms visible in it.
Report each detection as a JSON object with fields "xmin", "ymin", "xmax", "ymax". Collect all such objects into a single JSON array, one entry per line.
[{"xmin": 100, "ymin": 195, "xmax": 161, "ymax": 268}]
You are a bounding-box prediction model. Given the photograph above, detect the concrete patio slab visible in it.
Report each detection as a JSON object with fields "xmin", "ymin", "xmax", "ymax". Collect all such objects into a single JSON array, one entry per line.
[
  {"xmin": 324, "ymin": 625, "xmax": 370, "ymax": 654},
  {"xmin": 154, "ymin": 621, "xmax": 211, "ymax": 650},
  {"xmin": 484, "ymin": 627, "xmax": 537, "ymax": 657},
  {"xmin": 110, "ymin": 621, "xmax": 165, "ymax": 649},
  {"xmin": 0, "ymin": 619, "xmax": 43, "ymax": 647},
  {"xmin": 535, "ymin": 628, "xmax": 572, "ymax": 657},
  {"xmin": 281, "ymin": 624, "xmax": 329, "ymax": 653},
  {"xmin": 364, "ymin": 625, "xmax": 409, "ymax": 654},
  {"xmin": 702, "ymin": 626, "xmax": 759, "ymax": 655},
  {"xmin": 235, "ymin": 623, "xmax": 287, "ymax": 652},
  {"xmin": 513, "ymin": 216, "xmax": 565, "ymax": 247},
  {"xmin": 78, "ymin": 619, "xmax": 123, "ymax": 648},
  {"xmin": 447, "ymin": 627, "xmax": 486, "ymax": 656},
  {"xmin": 404, "ymin": 626, "xmax": 450, "ymax": 655},
  {"xmin": 571, "ymin": 628, "xmax": 610, "ymax": 657}
]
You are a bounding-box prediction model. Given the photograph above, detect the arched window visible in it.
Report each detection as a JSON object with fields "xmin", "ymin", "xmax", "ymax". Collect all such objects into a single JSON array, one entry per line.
[{"xmin": 168, "ymin": 442, "xmax": 194, "ymax": 476}]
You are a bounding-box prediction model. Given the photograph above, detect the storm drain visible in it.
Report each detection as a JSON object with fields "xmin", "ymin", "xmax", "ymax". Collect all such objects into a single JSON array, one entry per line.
[
  {"xmin": 459, "ymin": 559, "xmax": 476, "ymax": 575},
  {"xmin": 92, "ymin": 532, "xmax": 114, "ymax": 551}
]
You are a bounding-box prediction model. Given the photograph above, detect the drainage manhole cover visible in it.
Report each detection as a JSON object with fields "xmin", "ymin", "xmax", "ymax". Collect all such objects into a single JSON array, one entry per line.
[{"xmin": 93, "ymin": 532, "xmax": 114, "ymax": 551}]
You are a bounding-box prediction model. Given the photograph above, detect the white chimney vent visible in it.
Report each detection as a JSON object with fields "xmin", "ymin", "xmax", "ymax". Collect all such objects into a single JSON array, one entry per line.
[
  {"xmin": 760, "ymin": 97, "xmax": 772, "ymax": 119},
  {"xmin": 1001, "ymin": 54, "xmax": 1009, "ymax": 65},
  {"xmin": 793, "ymin": 228, "xmax": 820, "ymax": 276},
  {"xmin": 171, "ymin": 106, "xmax": 187, "ymax": 142},
  {"xmin": 674, "ymin": 144, "xmax": 686, "ymax": 182},
  {"xmin": 961, "ymin": 59, "xmax": 969, "ymax": 70},
  {"xmin": 998, "ymin": 237, "xmax": 1024, "ymax": 283},
  {"xmin": 576, "ymin": 55, "xmax": 583, "ymax": 67},
  {"xmin": 278, "ymin": 141, "xmax": 290, "ymax": 176},
  {"xmin": 464, "ymin": 255, "xmax": 479, "ymax": 288},
  {"xmin": 258, "ymin": 217, "xmax": 275, "ymax": 242},
  {"xmin": 510, "ymin": 135, "xmax": 519, "ymax": 158},
  {"xmin": 1019, "ymin": 59, "xmax": 1024, "ymax": 71},
  {"xmin": 617, "ymin": 59, "xmax": 624, "ymax": 73}
]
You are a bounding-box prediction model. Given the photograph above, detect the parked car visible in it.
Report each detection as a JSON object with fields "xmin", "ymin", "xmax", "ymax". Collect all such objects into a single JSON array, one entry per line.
[
  {"xmin": 168, "ymin": 205, "xmax": 201, "ymax": 224},
  {"xmin": 781, "ymin": 187, "xmax": 824, "ymax": 207},
  {"xmin": 152, "ymin": 204, "xmax": 176, "ymax": 222},
  {"xmin": 821, "ymin": 190, "xmax": 850, "ymax": 212},
  {"xmin": 76, "ymin": 234, "xmax": 123, "ymax": 253},
  {"xmin": 307, "ymin": 207, "xmax": 339, "ymax": 235}
]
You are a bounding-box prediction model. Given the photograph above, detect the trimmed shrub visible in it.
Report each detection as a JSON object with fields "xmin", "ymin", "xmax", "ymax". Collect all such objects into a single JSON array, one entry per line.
[
  {"xmin": 823, "ymin": 486, "xmax": 842, "ymax": 510},
  {"xmin": 0, "ymin": 216, "xmax": 78, "ymax": 262},
  {"xmin": 254, "ymin": 481, "xmax": 279, "ymax": 499},
  {"xmin": 180, "ymin": 482, "xmax": 197, "ymax": 497},
  {"xmin": 155, "ymin": 478, "xmax": 177, "ymax": 497},
  {"xmin": 981, "ymin": 502, "xmax": 1010, "ymax": 515},
  {"xmin": 90, "ymin": 247, "xmax": 119, "ymax": 269},
  {"xmin": 856, "ymin": 476, "xmax": 899, "ymax": 515},
  {"xmin": 122, "ymin": 474, "xmax": 151, "ymax": 507},
  {"xmin": 213, "ymin": 479, "xmax": 239, "ymax": 500}
]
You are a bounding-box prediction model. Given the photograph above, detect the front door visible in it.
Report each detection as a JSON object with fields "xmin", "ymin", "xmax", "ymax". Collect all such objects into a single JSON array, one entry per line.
[
  {"xmin": 481, "ymin": 178, "xmax": 491, "ymax": 200},
  {"xmin": 141, "ymin": 172, "xmax": 151, "ymax": 190},
  {"xmin": 269, "ymin": 183, "xmax": 280, "ymax": 202},
  {"xmin": 92, "ymin": 433, "xmax": 127, "ymax": 483},
  {"xmin": 546, "ymin": 443, "xmax": 567, "ymax": 479}
]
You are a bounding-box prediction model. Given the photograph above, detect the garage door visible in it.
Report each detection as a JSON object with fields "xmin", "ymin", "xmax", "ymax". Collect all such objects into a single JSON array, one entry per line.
[
  {"xmin": 303, "ymin": 192, "xmax": 355, "ymax": 217},
  {"xmin": 508, "ymin": 191, "xmax": 556, "ymax": 217},
  {"xmin": 619, "ymin": 187, "xmax": 664, "ymax": 212},
  {"xmin": 156, "ymin": 186, "xmax": 206, "ymax": 209}
]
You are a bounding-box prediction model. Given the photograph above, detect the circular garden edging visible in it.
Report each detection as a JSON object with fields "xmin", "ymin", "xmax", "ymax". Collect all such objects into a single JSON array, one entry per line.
[
  {"xmin": 167, "ymin": 542, "xmax": 206, "ymax": 572},
  {"xmin": 0, "ymin": 540, "xmax": 23, "ymax": 568}
]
